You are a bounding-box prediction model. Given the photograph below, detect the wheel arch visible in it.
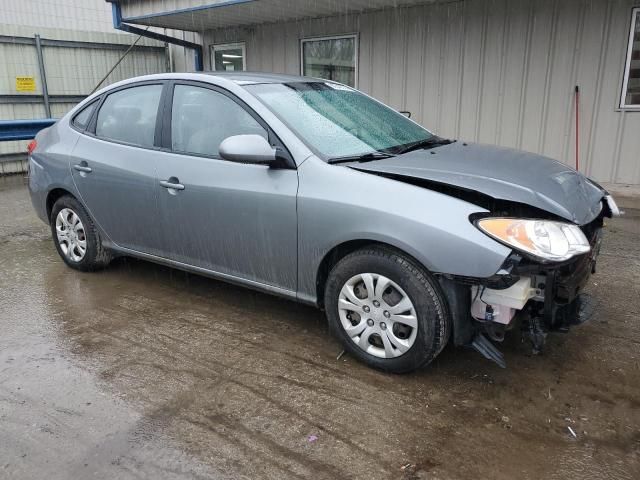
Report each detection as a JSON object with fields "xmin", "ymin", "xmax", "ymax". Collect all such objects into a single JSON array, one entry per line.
[
  {"xmin": 315, "ymin": 239, "xmax": 473, "ymax": 348},
  {"xmin": 46, "ymin": 188, "xmax": 76, "ymax": 223},
  {"xmin": 315, "ymin": 239, "xmax": 430, "ymax": 310}
]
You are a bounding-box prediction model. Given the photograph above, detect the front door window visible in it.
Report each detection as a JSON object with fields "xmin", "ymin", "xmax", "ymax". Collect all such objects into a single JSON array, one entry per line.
[{"xmin": 170, "ymin": 84, "xmax": 267, "ymax": 157}]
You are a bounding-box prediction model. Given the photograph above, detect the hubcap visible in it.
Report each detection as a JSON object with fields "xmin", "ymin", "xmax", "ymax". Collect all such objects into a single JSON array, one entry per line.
[
  {"xmin": 338, "ymin": 273, "xmax": 418, "ymax": 359},
  {"xmin": 55, "ymin": 208, "xmax": 87, "ymax": 262}
]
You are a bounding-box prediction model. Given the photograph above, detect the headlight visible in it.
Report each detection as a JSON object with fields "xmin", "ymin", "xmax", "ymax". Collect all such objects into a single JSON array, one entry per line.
[{"xmin": 477, "ymin": 218, "xmax": 590, "ymax": 262}]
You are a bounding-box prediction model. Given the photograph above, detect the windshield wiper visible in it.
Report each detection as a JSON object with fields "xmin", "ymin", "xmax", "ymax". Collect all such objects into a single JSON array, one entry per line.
[
  {"xmin": 327, "ymin": 136, "xmax": 454, "ymax": 164},
  {"xmin": 393, "ymin": 136, "xmax": 454, "ymax": 155},
  {"xmin": 327, "ymin": 152, "xmax": 395, "ymax": 165}
]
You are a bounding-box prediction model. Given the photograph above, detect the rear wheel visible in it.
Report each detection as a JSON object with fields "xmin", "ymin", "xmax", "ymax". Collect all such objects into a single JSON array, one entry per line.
[
  {"xmin": 50, "ymin": 195, "xmax": 112, "ymax": 271},
  {"xmin": 325, "ymin": 247, "xmax": 450, "ymax": 373}
]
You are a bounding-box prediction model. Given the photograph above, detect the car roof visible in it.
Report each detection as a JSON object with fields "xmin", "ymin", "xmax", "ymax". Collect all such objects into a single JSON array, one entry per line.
[
  {"xmin": 87, "ymin": 72, "xmax": 329, "ymax": 105},
  {"xmin": 202, "ymin": 71, "xmax": 318, "ymax": 85}
]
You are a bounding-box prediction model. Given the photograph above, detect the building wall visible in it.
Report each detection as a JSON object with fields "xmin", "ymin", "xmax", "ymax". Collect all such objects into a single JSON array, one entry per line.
[
  {"xmin": 0, "ymin": 2, "xmax": 169, "ymax": 166},
  {"xmin": 203, "ymin": 0, "xmax": 640, "ymax": 185},
  {"xmin": 0, "ymin": 0, "xmax": 117, "ymax": 33}
]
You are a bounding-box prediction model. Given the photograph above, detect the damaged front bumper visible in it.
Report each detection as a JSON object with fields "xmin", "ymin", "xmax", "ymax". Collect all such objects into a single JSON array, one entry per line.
[{"xmin": 463, "ymin": 212, "xmax": 605, "ymax": 367}]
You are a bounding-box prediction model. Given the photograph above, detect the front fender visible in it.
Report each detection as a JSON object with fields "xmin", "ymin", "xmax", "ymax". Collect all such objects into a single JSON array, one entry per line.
[{"xmin": 296, "ymin": 157, "xmax": 511, "ymax": 304}]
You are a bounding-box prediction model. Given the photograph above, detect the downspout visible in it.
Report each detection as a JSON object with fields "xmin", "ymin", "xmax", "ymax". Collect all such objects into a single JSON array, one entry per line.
[
  {"xmin": 108, "ymin": 1, "xmax": 204, "ymax": 71},
  {"xmin": 574, "ymin": 85, "xmax": 580, "ymax": 172}
]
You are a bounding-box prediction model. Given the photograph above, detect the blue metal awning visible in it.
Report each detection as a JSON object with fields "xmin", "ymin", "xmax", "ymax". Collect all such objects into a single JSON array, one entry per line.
[
  {"xmin": 112, "ymin": 0, "xmax": 438, "ymax": 32},
  {"xmin": 108, "ymin": 1, "xmax": 204, "ymax": 71}
]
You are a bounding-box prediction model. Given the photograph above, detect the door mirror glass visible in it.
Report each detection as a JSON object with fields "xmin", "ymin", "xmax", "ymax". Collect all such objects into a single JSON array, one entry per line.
[{"xmin": 219, "ymin": 135, "xmax": 276, "ymax": 164}]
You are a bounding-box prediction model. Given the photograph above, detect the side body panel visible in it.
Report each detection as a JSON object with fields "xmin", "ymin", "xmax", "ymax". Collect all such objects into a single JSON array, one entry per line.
[
  {"xmin": 296, "ymin": 157, "xmax": 512, "ymax": 305},
  {"xmin": 69, "ymin": 136, "xmax": 162, "ymax": 256},
  {"xmin": 153, "ymin": 150, "xmax": 299, "ymax": 291},
  {"xmin": 28, "ymin": 122, "xmax": 82, "ymax": 224},
  {"xmin": 29, "ymin": 74, "xmax": 512, "ymax": 310}
]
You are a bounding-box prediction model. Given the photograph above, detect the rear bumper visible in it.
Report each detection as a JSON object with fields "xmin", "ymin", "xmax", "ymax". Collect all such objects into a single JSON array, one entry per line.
[{"xmin": 27, "ymin": 156, "xmax": 50, "ymax": 224}]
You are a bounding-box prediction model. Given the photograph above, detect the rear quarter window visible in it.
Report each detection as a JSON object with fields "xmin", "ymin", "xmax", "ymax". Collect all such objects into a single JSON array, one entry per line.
[{"xmin": 71, "ymin": 100, "xmax": 98, "ymax": 130}]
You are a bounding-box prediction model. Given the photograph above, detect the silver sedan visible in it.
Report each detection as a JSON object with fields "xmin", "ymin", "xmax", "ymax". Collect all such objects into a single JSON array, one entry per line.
[{"xmin": 28, "ymin": 73, "xmax": 618, "ymax": 372}]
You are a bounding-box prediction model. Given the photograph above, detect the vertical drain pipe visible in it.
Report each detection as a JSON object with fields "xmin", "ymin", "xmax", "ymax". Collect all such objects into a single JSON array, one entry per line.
[
  {"xmin": 574, "ymin": 85, "xmax": 580, "ymax": 172},
  {"xmin": 34, "ymin": 34, "xmax": 51, "ymax": 118}
]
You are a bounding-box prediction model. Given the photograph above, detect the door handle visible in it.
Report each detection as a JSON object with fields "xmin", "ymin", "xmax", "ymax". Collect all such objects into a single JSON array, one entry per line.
[
  {"xmin": 160, "ymin": 179, "xmax": 185, "ymax": 191},
  {"xmin": 73, "ymin": 164, "xmax": 92, "ymax": 173}
]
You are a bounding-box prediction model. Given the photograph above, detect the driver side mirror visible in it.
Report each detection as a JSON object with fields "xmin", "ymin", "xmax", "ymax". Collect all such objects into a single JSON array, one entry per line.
[{"xmin": 219, "ymin": 134, "xmax": 276, "ymax": 165}]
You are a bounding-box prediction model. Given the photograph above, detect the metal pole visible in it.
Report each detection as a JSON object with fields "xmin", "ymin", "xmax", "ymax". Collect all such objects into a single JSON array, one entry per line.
[
  {"xmin": 575, "ymin": 85, "xmax": 580, "ymax": 172},
  {"xmin": 34, "ymin": 34, "xmax": 51, "ymax": 118},
  {"xmin": 90, "ymin": 29, "xmax": 147, "ymax": 95}
]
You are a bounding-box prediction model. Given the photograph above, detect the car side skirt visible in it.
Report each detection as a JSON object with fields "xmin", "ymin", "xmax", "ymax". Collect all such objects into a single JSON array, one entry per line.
[{"xmin": 107, "ymin": 244, "xmax": 299, "ymax": 303}]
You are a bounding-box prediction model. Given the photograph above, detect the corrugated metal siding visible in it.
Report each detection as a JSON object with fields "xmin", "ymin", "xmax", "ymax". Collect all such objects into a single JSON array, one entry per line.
[
  {"xmin": 0, "ymin": 25, "xmax": 168, "ymax": 157},
  {"xmin": 203, "ymin": 0, "xmax": 640, "ymax": 184},
  {"xmin": 0, "ymin": 0, "xmax": 117, "ymax": 33},
  {"xmin": 0, "ymin": 42, "xmax": 42, "ymax": 94},
  {"xmin": 41, "ymin": 46, "xmax": 168, "ymax": 94}
]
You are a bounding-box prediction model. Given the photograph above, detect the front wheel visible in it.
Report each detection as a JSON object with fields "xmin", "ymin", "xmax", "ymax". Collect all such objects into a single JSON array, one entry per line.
[{"xmin": 324, "ymin": 247, "xmax": 450, "ymax": 373}]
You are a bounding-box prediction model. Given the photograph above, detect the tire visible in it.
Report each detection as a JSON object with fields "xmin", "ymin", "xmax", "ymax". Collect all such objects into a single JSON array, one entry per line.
[
  {"xmin": 50, "ymin": 195, "xmax": 112, "ymax": 271},
  {"xmin": 324, "ymin": 246, "xmax": 450, "ymax": 373}
]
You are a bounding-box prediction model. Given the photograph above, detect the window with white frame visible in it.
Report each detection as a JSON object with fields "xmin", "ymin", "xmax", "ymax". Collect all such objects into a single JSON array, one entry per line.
[
  {"xmin": 211, "ymin": 43, "xmax": 246, "ymax": 72},
  {"xmin": 301, "ymin": 35, "xmax": 357, "ymax": 87},
  {"xmin": 621, "ymin": 8, "xmax": 640, "ymax": 108}
]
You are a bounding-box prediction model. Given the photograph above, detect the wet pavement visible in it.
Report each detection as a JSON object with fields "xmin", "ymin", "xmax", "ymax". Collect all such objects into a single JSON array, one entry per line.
[{"xmin": 1, "ymin": 174, "xmax": 639, "ymax": 480}]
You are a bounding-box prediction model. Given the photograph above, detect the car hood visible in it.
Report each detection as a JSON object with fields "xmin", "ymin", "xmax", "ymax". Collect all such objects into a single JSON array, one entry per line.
[{"xmin": 350, "ymin": 142, "xmax": 606, "ymax": 225}]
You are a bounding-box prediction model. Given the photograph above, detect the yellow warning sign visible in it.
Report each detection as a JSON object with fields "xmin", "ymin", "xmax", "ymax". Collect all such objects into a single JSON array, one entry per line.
[{"xmin": 16, "ymin": 76, "xmax": 36, "ymax": 92}]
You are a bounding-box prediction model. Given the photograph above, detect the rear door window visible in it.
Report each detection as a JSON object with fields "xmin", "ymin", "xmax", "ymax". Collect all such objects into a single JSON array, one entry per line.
[
  {"xmin": 95, "ymin": 84, "xmax": 163, "ymax": 147},
  {"xmin": 170, "ymin": 84, "xmax": 267, "ymax": 157}
]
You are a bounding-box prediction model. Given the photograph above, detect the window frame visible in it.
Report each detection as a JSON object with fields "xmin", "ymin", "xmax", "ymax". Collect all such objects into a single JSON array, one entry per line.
[
  {"xmin": 211, "ymin": 42, "xmax": 247, "ymax": 72},
  {"xmin": 160, "ymin": 80, "xmax": 295, "ymax": 168},
  {"xmin": 300, "ymin": 34, "xmax": 359, "ymax": 88},
  {"xmin": 86, "ymin": 80, "xmax": 167, "ymax": 151},
  {"xmin": 620, "ymin": 7, "xmax": 640, "ymax": 110}
]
